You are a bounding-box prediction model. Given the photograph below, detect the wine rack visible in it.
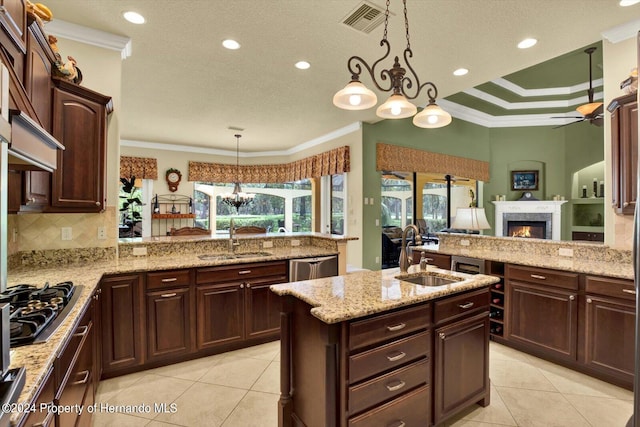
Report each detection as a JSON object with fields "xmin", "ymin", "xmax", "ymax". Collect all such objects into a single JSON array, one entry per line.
[{"xmin": 486, "ymin": 261, "xmax": 505, "ymax": 340}]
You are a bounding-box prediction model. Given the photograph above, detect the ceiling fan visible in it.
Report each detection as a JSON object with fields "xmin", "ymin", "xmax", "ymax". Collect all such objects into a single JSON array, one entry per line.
[{"xmin": 553, "ymin": 47, "xmax": 603, "ymax": 128}]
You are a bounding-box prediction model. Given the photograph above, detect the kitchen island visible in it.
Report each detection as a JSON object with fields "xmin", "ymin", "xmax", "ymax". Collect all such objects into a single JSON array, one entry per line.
[{"xmin": 271, "ymin": 266, "xmax": 499, "ymax": 427}]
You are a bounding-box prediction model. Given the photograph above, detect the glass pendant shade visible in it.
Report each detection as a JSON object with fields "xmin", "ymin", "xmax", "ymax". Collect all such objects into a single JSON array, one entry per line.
[
  {"xmin": 413, "ymin": 102, "xmax": 453, "ymax": 128},
  {"xmin": 576, "ymin": 102, "xmax": 603, "ymax": 116},
  {"xmin": 451, "ymin": 208, "xmax": 491, "ymax": 231},
  {"xmin": 333, "ymin": 80, "xmax": 378, "ymax": 110},
  {"xmin": 376, "ymin": 94, "xmax": 417, "ymax": 119}
]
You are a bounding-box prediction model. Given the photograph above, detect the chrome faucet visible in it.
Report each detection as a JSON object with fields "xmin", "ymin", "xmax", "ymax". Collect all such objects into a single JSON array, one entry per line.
[
  {"xmin": 228, "ymin": 218, "xmax": 239, "ymax": 252},
  {"xmin": 399, "ymin": 224, "xmax": 422, "ymax": 273}
]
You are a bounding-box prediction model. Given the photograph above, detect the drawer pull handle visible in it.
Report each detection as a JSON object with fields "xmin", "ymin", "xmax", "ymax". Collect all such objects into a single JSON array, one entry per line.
[
  {"xmin": 385, "ymin": 380, "xmax": 406, "ymax": 392},
  {"xmin": 587, "ymin": 298, "xmax": 592, "ymax": 304},
  {"xmin": 161, "ymin": 293, "xmax": 177, "ymax": 298},
  {"xmin": 530, "ymin": 274, "xmax": 546, "ymax": 280},
  {"xmin": 161, "ymin": 277, "xmax": 178, "ymax": 282},
  {"xmin": 386, "ymin": 351, "xmax": 406, "ymax": 362},
  {"xmin": 569, "ymin": 295, "xmax": 575, "ymax": 301},
  {"xmin": 33, "ymin": 408, "xmax": 55, "ymax": 427},
  {"xmin": 73, "ymin": 325, "xmax": 89, "ymax": 338},
  {"xmin": 71, "ymin": 370, "xmax": 90, "ymax": 385},
  {"xmin": 386, "ymin": 323, "xmax": 406, "ymax": 332},
  {"xmin": 388, "ymin": 421, "xmax": 406, "ymax": 427},
  {"xmin": 458, "ymin": 302, "xmax": 474, "ymax": 309},
  {"xmin": 623, "ymin": 289, "xmax": 637, "ymax": 295},
  {"xmin": 238, "ymin": 270, "xmax": 252, "ymax": 275}
]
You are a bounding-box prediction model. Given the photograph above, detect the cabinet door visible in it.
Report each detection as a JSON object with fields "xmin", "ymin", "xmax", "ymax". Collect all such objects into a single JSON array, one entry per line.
[
  {"xmin": 196, "ymin": 282, "xmax": 244, "ymax": 349},
  {"xmin": 25, "ymin": 22, "xmax": 53, "ymax": 131},
  {"xmin": 92, "ymin": 288, "xmax": 103, "ymax": 388},
  {"xmin": 146, "ymin": 287, "xmax": 191, "ymax": 361},
  {"xmin": 51, "ymin": 81, "xmax": 111, "ymax": 212},
  {"xmin": 508, "ymin": 281, "xmax": 578, "ymax": 361},
  {"xmin": 620, "ymin": 101, "xmax": 638, "ymax": 215},
  {"xmin": 245, "ymin": 281, "xmax": 281, "ymax": 339},
  {"xmin": 0, "ymin": 0, "xmax": 27, "ymax": 52},
  {"xmin": 101, "ymin": 274, "xmax": 144, "ymax": 373},
  {"xmin": 19, "ymin": 366, "xmax": 55, "ymax": 427},
  {"xmin": 584, "ymin": 295, "xmax": 635, "ymax": 384},
  {"xmin": 434, "ymin": 311, "xmax": 489, "ymax": 424}
]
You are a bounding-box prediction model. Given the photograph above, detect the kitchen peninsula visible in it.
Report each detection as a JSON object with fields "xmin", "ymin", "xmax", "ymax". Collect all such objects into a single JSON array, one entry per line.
[{"xmin": 271, "ymin": 267, "xmax": 499, "ymax": 427}]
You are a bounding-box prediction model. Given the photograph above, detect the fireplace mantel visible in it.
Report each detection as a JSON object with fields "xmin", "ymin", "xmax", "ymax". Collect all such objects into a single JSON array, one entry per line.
[{"xmin": 492, "ymin": 200, "xmax": 567, "ymax": 240}]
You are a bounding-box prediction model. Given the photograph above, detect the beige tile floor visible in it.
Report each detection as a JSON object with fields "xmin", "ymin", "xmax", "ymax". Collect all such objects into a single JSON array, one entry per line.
[{"xmin": 91, "ymin": 341, "xmax": 633, "ymax": 427}]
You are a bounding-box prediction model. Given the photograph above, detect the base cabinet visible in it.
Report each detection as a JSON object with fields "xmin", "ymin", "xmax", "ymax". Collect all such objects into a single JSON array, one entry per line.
[
  {"xmin": 196, "ymin": 282, "xmax": 245, "ymax": 349},
  {"xmin": 146, "ymin": 287, "xmax": 192, "ymax": 361},
  {"xmin": 18, "ymin": 367, "xmax": 55, "ymax": 427}
]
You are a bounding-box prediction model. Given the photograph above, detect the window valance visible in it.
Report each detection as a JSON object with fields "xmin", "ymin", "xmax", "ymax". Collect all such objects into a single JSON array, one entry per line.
[
  {"xmin": 188, "ymin": 146, "xmax": 350, "ymax": 183},
  {"xmin": 376, "ymin": 143, "xmax": 490, "ymax": 182},
  {"xmin": 120, "ymin": 156, "xmax": 158, "ymax": 180}
]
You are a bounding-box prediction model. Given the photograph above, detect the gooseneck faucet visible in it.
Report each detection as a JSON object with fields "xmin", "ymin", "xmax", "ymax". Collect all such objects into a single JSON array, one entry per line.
[
  {"xmin": 399, "ymin": 224, "xmax": 423, "ymax": 273},
  {"xmin": 229, "ymin": 218, "xmax": 239, "ymax": 252}
]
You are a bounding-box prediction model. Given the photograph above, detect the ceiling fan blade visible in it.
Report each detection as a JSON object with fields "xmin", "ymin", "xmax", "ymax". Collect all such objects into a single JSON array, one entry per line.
[
  {"xmin": 553, "ymin": 119, "xmax": 583, "ymax": 129},
  {"xmin": 551, "ymin": 116, "xmax": 583, "ymax": 119},
  {"xmin": 591, "ymin": 104, "xmax": 604, "ymax": 117},
  {"xmin": 590, "ymin": 117, "xmax": 604, "ymax": 127}
]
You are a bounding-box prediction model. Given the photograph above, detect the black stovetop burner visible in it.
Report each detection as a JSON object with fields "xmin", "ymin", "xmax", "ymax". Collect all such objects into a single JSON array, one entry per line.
[{"xmin": 1, "ymin": 282, "xmax": 77, "ymax": 346}]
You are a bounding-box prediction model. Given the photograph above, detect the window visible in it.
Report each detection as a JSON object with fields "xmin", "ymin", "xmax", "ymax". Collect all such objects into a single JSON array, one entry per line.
[
  {"xmin": 331, "ymin": 174, "xmax": 345, "ymax": 235},
  {"xmin": 381, "ymin": 172, "xmax": 413, "ymax": 227}
]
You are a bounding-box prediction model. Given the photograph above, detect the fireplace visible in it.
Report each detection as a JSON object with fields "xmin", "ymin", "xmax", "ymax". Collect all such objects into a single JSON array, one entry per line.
[{"xmin": 492, "ymin": 200, "xmax": 566, "ymax": 240}]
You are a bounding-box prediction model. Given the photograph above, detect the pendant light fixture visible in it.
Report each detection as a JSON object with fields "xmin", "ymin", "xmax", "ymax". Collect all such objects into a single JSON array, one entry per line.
[
  {"xmin": 333, "ymin": 0, "xmax": 451, "ymax": 128},
  {"xmin": 221, "ymin": 134, "xmax": 255, "ymax": 211}
]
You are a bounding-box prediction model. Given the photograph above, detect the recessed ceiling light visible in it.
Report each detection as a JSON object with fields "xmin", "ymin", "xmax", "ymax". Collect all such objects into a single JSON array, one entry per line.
[
  {"xmin": 453, "ymin": 68, "xmax": 468, "ymax": 76},
  {"xmin": 222, "ymin": 39, "xmax": 241, "ymax": 50},
  {"xmin": 123, "ymin": 11, "xmax": 145, "ymax": 24},
  {"xmin": 517, "ymin": 38, "xmax": 537, "ymax": 49},
  {"xmin": 620, "ymin": 0, "xmax": 640, "ymax": 6},
  {"xmin": 295, "ymin": 61, "xmax": 310, "ymax": 70}
]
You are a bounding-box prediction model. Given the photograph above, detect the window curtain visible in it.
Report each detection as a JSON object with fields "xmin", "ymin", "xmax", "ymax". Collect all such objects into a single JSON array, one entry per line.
[
  {"xmin": 188, "ymin": 145, "xmax": 350, "ymax": 183},
  {"xmin": 120, "ymin": 156, "xmax": 158, "ymax": 180},
  {"xmin": 376, "ymin": 143, "xmax": 490, "ymax": 182}
]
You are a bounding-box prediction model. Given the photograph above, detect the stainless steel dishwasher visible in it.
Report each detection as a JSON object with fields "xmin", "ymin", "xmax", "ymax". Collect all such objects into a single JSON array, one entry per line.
[{"xmin": 289, "ymin": 255, "xmax": 338, "ymax": 281}]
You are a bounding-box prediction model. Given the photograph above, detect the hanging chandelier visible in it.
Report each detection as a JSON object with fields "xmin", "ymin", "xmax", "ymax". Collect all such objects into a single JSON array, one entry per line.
[
  {"xmin": 333, "ymin": 0, "xmax": 451, "ymax": 128},
  {"xmin": 221, "ymin": 134, "xmax": 255, "ymax": 211}
]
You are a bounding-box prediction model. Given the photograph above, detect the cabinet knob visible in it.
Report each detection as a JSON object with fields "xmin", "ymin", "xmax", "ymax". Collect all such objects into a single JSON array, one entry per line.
[
  {"xmin": 96, "ymin": 201, "xmax": 101, "ymax": 206},
  {"xmin": 240, "ymin": 284, "xmax": 244, "ymax": 289},
  {"xmin": 439, "ymin": 332, "xmax": 446, "ymax": 340},
  {"xmin": 587, "ymin": 298, "xmax": 592, "ymax": 304},
  {"xmin": 624, "ymin": 202, "xmax": 630, "ymax": 207},
  {"xmin": 247, "ymin": 283, "xmax": 251, "ymax": 288},
  {"xmin": 569, "ymin": 295, "xmax": 575, "ymax": 301}
]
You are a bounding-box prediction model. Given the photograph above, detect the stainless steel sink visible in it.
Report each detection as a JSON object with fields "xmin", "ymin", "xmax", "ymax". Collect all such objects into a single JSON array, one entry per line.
[
  {"xmin": 198, "ymin": 252, "xmax": 272, "ymax": 261},
  {"xmin": 396, "ymin": 274, "xmax": 461, "ymax": 286}
]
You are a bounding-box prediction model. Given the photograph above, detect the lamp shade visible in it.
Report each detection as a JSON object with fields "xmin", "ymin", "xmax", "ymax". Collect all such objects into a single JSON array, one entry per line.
[
  {"xmin": 451, "ymin": 207, "xmax": 491, "ymax": 230},
  {"xmin": 413, "ymin": 102, "xmax": 452, "ymax": 128},
  {"xmin": 376, "ymin": 94, "xmax": 417, "ymax": 119},
  {"xmin": 333, "ymin": 80, "xmax": 378, "ymax": 110}
]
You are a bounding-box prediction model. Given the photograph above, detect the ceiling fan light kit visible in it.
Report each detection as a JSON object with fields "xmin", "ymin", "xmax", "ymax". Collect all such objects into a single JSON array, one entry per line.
[{"xmin": 333, "ymin": 0, "xmax": 451, "ymax": 129}]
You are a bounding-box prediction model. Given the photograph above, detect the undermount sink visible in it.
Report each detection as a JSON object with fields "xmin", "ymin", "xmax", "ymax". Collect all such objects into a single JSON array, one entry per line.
[
  {"xmin": 198, "ymin": 252, "xmax": 272, "ymax": 261},
  {"xmin": 396, "ymin": 274, "xmax": 462, "ymax": 287}
]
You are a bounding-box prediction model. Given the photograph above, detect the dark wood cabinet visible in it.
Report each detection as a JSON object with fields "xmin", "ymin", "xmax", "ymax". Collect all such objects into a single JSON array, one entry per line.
[
  {"xmin": 571, "ymin": 231, "xmax": 604, "ymax": 242},
  {"xmin": 0, "ymin": 0, "xmax": 27, "ymax": 54},
  {"xmin": 246, "ymin": 278, "xmax": 282, "ymax": 338},
  {"xmin": 51, "ymin": 79, "xmax": 112, "ymax": 212},
  {"xmin": 24, "ymin": 19, "xmax": 53, "ymax": 131},
  {"xmin": 100, "ymin": 274, "xmax": 144, "ymax": 375},
  {"xmin": 146, "ymin": 286, "xmax": 192, "ymax": 361},
  {"xmin": 609, "ymin": 93, "xmax": 638, "ymax": 215},
  {"xmin": 507, "ymin": 266, "xmax": 579, "ymax": 362},
  {"xmin": 17, "ymin": 367, "xmax": 55, "ymax": 427},
  {"xmin": 196, "ymin": 282, "xmax": 245, "ymax": 349},
  {"xmin": 7, "ymin": 168, "xmax": 21, "ymax": 213}
]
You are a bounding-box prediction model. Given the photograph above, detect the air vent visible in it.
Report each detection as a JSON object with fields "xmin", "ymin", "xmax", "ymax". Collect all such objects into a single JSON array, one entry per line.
[{"xmin": 341, "ymin": 1, "xmax": 387, "ymax": 34}]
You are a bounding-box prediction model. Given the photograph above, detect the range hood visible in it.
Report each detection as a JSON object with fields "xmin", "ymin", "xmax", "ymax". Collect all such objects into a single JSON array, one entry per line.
[{"xmin": 8, "ymin": 110, "xmax": 64, "ymax": 172}]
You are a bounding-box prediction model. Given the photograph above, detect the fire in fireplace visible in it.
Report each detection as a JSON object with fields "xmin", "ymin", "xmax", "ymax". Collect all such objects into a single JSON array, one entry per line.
[{"xmin": 508, "ymin": 221, "xmax": 546, "ymax": 239}]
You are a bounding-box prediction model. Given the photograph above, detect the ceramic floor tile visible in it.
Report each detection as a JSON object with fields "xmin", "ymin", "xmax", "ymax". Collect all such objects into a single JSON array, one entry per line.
[
  {"xmin": 95, "ymin": 371, "xmax": 148, "ymax": 400},
  {"xmin": 154, "ymin": 382, "xmax": 247, "ymax": 426},
  {"xmin": 199, "ymin": 356, "xmax": 270, "ymax": 389},
  {"xmin": 497, "ymin": 386, "xmax": 591, "ymax": 427},
  {"xmin": 221, "ymin": 391, "xmax": 279, "ymax": 427},
  {"xmin": 564, "ymin": 393, "xmax": 633, "ymax": 426},
  {"xmin": 91, "ymin": 411, "xmax": 152, "ymax": 427},
  {"xmin": 251, "ymin": 361, "xmax": 280, "ymax": 394},
  {"xmin": 489, "ymin": 342, "xmax": 535, "ymax": 363},
  {"xmin": 447, "ymin": 419, "xmax": 509, "ymax": 427},
  {"xmin": 146, "ymin": 421, "xmax": 186, "ymax": 427},
  {"xmin": 144, "ymin": 353, "xmax": 225, "ymax": 381},
  {"xmin": 446, "ymin": 383, "xmax": 517, "ymax": 426},
  {"xmin": 106, "ymin": 374, "xmax": 194, "ymax": 419},
  {"xmin": 223, "ymin": 341, "xmax": 280, "ymax": 361},
  {"xmin": 489, "ymin": 358, "xmax": 557, "ymax": 391}
]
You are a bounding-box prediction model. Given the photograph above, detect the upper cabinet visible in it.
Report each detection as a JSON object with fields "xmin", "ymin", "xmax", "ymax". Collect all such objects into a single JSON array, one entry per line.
[
  {"xmin": 0, "ymin": 0, "xmax": 26, "ymax": 53},
  {"xmin": 609, "ymin": 93, "xmax": 638, "ymax": 216},
  {"xmin": 25, "ymin": 18, "xmax": 55, "ymax": 131},
  {"xmin": 51, "ymin": 78, "xmax": 112, "ymax": 212}
]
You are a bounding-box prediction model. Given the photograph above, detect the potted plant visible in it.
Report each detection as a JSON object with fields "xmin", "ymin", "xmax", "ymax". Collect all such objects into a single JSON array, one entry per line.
[{"xmin": 119, "ymin": 176, "xmax": 143, "ymax": 237}]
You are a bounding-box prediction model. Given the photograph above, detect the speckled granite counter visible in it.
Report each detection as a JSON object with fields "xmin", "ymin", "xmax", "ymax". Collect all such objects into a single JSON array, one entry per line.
[
  {"xmin": 414, "ymin": 234, "xmax": 634, "ymax": 280},
  {"xmin": 6, "ymin": 238, "xmax": 341, "ymax": 426},
  {"xmin": 270, "ymin": 266, "xmax": 499, "ymax": 324}
]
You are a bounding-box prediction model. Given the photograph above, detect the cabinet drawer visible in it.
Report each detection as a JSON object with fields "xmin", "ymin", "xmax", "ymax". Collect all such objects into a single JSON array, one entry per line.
[
  {"xmin": 585, "ymin": 276, "xmax": 636, "ymax": 301},
  {"xmin": 508, "ymin": 265, "xmax": 579, "ymax": 290},
  {"xmin": 349, "ymin": 304, "xmax": 430, "ymax": 351},
  {"xmin": 434, "ymin": 288, "xmax": 489, "ymax": 324},
  {"xmin": 197, "ymin": 261, "xmax": 287, "ymax": 284},
  {"xmin": 349, "ymin": 330, "xmax": 430, "ymax": 384},
  {"xmin": 147, "ymin": 269, "xmax": 191, "ymax": 289},
  {"xmin": 56, "ymin": 304, "xmax": 92, "ymax": 392},
  {"xmin": 349, "ymin": 358, "xmax": 430, "ymax": 416},
  {"xmin": 348, "ymin": 384, "xmax": 430, "ymax": 427}
]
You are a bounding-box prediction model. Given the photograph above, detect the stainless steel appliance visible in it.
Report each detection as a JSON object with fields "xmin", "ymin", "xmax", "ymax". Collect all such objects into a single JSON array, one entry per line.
[
  {"xmin": 451, "ymin": 255, "xmax": 485, "ymax": 275},
  {"xmin": 289, "ymin": 255, "xmax": 338, "ymax": 281}
]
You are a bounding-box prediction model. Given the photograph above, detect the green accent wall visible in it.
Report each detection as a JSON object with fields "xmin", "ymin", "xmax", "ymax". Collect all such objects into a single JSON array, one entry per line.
[{"xmin": 361, "ymin": 117, "xmax": 603, "ymax": 271}]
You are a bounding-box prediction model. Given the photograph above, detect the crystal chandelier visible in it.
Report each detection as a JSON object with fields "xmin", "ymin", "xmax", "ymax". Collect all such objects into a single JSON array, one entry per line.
[
  {"xmin": 333, "ymin": 0, "xmax": 451, "ymax": 128},
  {"xmin": 221, "ymin": 134, "xmax": 255, "ymax": 211}
]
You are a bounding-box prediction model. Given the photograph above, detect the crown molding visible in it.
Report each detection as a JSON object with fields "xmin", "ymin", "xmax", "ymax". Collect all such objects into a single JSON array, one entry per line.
[
  {"xmin": 491, "ymin": 78, "xmax": 603, "ymax": 97},
  {"xmin": 463, "ymin": 87, "xmax": 603, "ymax": 111},
  {"xmin": 602, "ymin": 18, "xmax": 640, "ymax": 44},
  {"xmin": 44, "ymin": 19, "xmax": 132, "ymax": 59}
]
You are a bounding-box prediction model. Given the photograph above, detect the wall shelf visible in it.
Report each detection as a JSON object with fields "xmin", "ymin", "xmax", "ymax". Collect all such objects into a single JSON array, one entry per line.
[{"xmin": 151, "ymin": 194, "xmax": 195, "ymax": 236}]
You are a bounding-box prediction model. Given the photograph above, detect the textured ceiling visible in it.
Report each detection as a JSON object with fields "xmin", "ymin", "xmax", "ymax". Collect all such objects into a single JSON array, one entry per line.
[{"xmin": 40, "ymin": 1, "xmax": 637, "ymax": 153}]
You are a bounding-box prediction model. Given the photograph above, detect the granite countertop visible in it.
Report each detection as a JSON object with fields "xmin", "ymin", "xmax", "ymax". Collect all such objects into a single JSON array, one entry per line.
[
  {"xmin": 6, "ymin": 244, "xmax": 339, "ymax": 425},
  {"xmin": 270, "ymin": 265, "xmax": 499, "ymax": 324},
  {"xmin": 414, "ymin": 244, "xmax": 634, "ymax": 280}
]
